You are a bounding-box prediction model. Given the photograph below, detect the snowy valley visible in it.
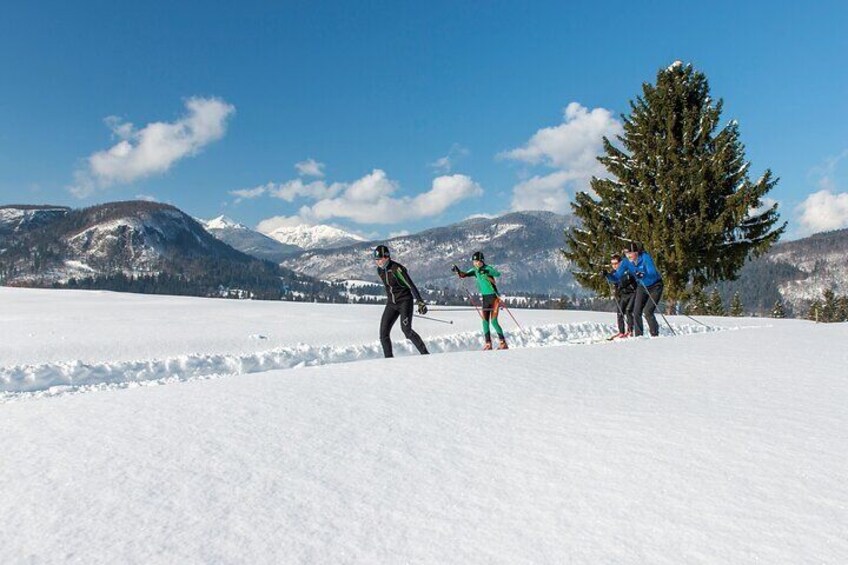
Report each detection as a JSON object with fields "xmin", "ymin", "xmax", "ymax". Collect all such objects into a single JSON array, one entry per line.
[{"xmin": 1, "ymin": 287, "xmax": 846, "ymax": 563}]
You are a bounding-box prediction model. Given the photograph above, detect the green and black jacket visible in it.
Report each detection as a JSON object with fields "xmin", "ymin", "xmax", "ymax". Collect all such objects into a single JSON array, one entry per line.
[
  {"xmin": 459, "ymin": 264, "xmax": 501, "ymax": 296},
  {"xmin": 378, "ymin": 260, "xmax": 423, "ymax": 304}
]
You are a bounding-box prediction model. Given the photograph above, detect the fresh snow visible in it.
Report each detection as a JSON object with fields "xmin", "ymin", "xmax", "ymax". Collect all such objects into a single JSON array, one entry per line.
[
  {"xmin": 1, "ymin": 287, "xmax": 846, "ymax": 563},
  {"xmin": 201, "ymin": 215, "xmax": 247, "ymax": 231},
  {"xmin": 263, "ymin": 223, "xmax": 366, "ymax": 250}
]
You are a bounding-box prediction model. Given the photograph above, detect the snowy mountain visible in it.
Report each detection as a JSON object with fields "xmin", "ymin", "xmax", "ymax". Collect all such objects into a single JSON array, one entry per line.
[
  {"xmin": 0, "ymin": 201, "xmax": 329, "ymax": 299},
  {"xmin": 0, "ymin": 204, "xmax": 70, "ymax": 239},
  {"xmin": 4, "ymin": 199, "xmax": 847, "ymax": 313},
  {"xmin": 0, "ymin": 201, "xmax": 246, "ymax": 282},
  {"xmin": 282, "ymin": 211, "xmax": 581, "ymax": 294},
  {"xmin": 716, "ymin": 228, "xmax": 848, "ymax": 314},
  {"xmin": 263, "ymin": 223, "xmax": 366, "ymax": 251},
  {"xmin": 200, "ymin": 215, "xmax": 301, "ymax": 262}
]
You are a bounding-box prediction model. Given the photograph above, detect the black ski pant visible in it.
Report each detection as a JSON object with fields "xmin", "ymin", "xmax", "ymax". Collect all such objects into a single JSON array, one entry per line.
[
  {"xmin": 380, "ymin": 299, "xmax": 429, "ymax": 358},
  {"xmin": 633, "ymin": 281, "xmax": 664, "ymax": 337},
  {"xmin": 616, "ymin": 292, "xmax": 635, "ymax": 335}
]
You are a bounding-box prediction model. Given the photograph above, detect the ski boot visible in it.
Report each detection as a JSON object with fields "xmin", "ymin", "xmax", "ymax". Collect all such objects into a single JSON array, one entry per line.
[
  {"xmin": 497, "ymin": 340, "xmax": 509, "ymax": 350},
  {"xmin": 483, "ymin": 342, "xmax": 493, "ymax": 351}
]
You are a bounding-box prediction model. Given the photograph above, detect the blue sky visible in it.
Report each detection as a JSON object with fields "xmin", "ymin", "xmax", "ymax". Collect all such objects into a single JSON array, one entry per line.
[{"xmin": 1, "ymin": 0, "xmax": 846, "ymax": 239}]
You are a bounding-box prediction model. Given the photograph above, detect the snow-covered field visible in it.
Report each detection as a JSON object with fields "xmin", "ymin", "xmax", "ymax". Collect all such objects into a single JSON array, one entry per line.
[{"xmin": 1, "ymin": 287, "xmax": 846, "ymax": 563}]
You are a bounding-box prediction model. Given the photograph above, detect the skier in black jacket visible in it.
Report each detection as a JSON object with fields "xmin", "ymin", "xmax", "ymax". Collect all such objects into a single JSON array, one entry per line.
[
  {"xmin": 373, "ymin": 245, "xmax": 429, "ymax": 358},
  {"xmin": 610, "ymin": 253, "xmax": 636, "ymax": 337}
]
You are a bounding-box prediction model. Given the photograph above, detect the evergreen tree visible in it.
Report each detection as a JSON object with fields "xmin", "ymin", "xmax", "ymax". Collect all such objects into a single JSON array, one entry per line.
[
  {"xmin": 729, "ymin": 291, "xmax": 744, "ymax": 317},
  {"xmin": 837, "ymin": 295, "xmax": 848, "ymax": 323},
  {"xmin": 771, "ymin": 299, "xmax": 785, "ymax": 319},
  {"xmin": 708, "ymin": 288, "xmax": 725, "ymax": 316},
  {"xmin": 564, "ymin": 61, "xmax": 785, "ymax": 306},
  {"xmin": 690, "ymin": 288, "xmax": 709, "ymax": 315},
  {"xmin": 807, "ymin": 300, "xmax": 822, "ymax": 322},
  {"xmin": 821, "ymin": 289, "xmax": 838, "ymax": 323}
]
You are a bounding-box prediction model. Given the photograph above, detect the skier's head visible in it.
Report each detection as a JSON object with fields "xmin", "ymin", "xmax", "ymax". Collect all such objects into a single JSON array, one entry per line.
[
  {"xmin": 610, "ymin": 253, "xmax": 622, "ymax": 268},
  {"xmin": 472, "ymin": 251, "xmax": 484, "ymax": 267},
  {"xmin": 624, "ymin": 241, "xmax": 642, "ymax": 262},
  {"xmin": 373, "ymin": 245, "xmax": 390, "ymax": 267}
]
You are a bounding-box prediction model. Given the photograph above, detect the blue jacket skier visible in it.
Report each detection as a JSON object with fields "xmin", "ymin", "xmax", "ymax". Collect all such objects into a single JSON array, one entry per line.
[
  {"xmin": 608, "ymin": 253, "xmax": 636, "ymax": 337},
  {"xmin": 605, "ymin": 242, "xmax": 664, "ymax": 337}
]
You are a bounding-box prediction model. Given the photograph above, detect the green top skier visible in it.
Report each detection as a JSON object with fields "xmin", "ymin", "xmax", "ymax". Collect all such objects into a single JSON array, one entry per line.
[{"xmin": 452, "ymin": 251, "xmax": 508, "ymax": 350}]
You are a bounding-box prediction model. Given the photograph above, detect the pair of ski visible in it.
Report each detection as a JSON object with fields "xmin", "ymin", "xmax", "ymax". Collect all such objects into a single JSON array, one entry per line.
[{"xmin": 606, "ymin": 332, "xmax": 631, "ymax": 341}]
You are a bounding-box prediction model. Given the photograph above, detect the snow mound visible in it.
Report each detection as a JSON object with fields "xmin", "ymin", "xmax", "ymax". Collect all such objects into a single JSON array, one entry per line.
[{"xmin": 2, "ymin": 322, "xmax": 731, "ymax": 399}]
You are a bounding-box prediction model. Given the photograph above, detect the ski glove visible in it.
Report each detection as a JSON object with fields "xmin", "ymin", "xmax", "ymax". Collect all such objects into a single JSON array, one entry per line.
[
  {"xmin": 451, "ymin": 265, "xmax": 460, "ymax": 274},
  {"xmin": 417, "ymin": 301, "xmax": 428, "ymax": 315},
  {"xmin": 636, "ymin": 272, "xmax": 645, "ymax": 279}
]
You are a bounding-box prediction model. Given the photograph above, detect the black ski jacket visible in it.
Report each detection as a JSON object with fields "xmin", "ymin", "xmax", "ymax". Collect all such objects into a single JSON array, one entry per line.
[
  {"xmin": 614, "ymin": 271, "xmax": 637, "ymax": 297},
  {"xmin": 377, "ymin": 260, "xmax": 423, "ymax": 304}
]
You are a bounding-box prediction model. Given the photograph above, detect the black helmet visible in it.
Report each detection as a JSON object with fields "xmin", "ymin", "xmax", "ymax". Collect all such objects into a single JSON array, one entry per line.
[
  {"xmin": 373, "ymin": 245, "xmax": 390, "ymax": 259},
  {"xmin": 624, "ymin": 241, "xmax": 642, "ymax": 253},
  {"xmin": 472, "ymin": 251, "xmax": 484, "ymax": 262}
]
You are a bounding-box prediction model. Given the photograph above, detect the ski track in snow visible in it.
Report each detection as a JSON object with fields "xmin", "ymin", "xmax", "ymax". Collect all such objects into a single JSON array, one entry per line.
[{"xmin": 1, "ymin": 322, "xmax": 741, "ymax": 401}]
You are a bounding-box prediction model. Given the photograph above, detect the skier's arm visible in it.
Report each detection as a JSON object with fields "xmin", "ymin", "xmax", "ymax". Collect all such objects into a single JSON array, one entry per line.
[
  {"xmin": 395, "ymin": 265, "xmax": 423, "ymax": 302},
  {"xmin": 460, "ymin": 268, "xmax": 475, "ymax": 278},
  {"xmin": 605, "ymin": 261, "xmax": 627, "ymax": 283}
]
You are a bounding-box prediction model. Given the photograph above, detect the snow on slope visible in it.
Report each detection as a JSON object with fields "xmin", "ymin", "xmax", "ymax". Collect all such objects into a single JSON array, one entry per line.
[
  {"xmin": 263, "ymin": 223, "xmax": 366, "ymax": 250},
  {"xmin": 201, "ymin": 215, "xmax": 244, "ymax": 230},
  {"xmin": 1, "ymin": 287, "xmax": 742, "ymax": 397},
  {"xmin": 1, "ymin": 288, "xmax": 846, "ymax": 563}
]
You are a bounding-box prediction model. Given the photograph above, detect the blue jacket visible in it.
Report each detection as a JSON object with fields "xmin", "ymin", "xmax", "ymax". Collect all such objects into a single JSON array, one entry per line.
[{"xmin": 606, "ymin": 252, "xmax": 663, "ymax": 288}]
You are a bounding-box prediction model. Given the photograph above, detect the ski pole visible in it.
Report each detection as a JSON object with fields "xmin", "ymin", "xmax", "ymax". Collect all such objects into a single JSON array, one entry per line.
[
  {"xmin": 425, "ymin": 307, "xmax": 480, "ymax": 312},
  {"xmin": 414, "ymin": 314, "xmax": 453, "ymax": 324},
  {"xmin": 607, "ymin": 281, "xmax": 628, "ymax": 334},
  {"xmin": 460, "ymin": 283, "xmax": 486, "ymax": 320},
  {"xmin": 680, "ymin": 312, "xmax": 711, "ymax": 329},
  {"xmin": 496, "ymin": 296, "xmax": 523, "ymax": 331},
  {"xmin": 636, "ymin": 278, "xmax": 676, "ymax": 335}
]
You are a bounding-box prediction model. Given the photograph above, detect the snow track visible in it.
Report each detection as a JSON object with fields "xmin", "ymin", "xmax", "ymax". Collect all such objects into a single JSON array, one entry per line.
[{"xmin": 1, "ymin": 322, "xmax": 730, "ymax": 399}]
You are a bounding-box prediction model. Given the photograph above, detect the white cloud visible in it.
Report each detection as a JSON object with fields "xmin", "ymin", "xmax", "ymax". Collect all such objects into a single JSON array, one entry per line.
[
  {"xmin": 242, "ymin": 166, "xmax": 483, "ymax": 226},
  {"xmin": 295, "ymin": 158, "xmax": 325, "ymax": 178},
  {"xmin": 230, "ymin": 178, "xmax": 344, "ymax": 204},
  {"xmin": 510, "ymin": 171, "xmax": 577, "ymax": 213},
  {"xmin": 270, "ymin": 179, "xmax": 345, "ymax": 202},
  {"xmin": 389, "ymin": 230, "xmax": 410, "ymax": 238},
  {"xmin": 70, "ymin": 97, "xmax": 235, "ymax": 198},
  {"xmin": 429, "ymin": 144, "xmax": 469, "ymax": 174},
  {"xmin": 501, "ymin": 102, "xmax": 623, "ymax": 212},
  {"xmin": 135, "ymin": 194, "xmax": 158, "ymax": 202},
  {"xmin": 298, "ymin": 170, "xmax": 483, "ymax": 225},
  {"xmin": 796, "ymin": 190, "xmax": 848, "ymax": 236},
  {"xmin": 229, "ymin": 186, "xmax": 268, "ymax": 203}
]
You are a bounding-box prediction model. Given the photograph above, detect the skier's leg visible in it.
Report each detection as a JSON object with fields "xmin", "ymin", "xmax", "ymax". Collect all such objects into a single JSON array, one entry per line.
[
  {"xmin": 632, "ymin": 287, "xmax": 647, "ymax": 336},
  {"xmin": 400, "ymin": 300, "xmax": 429, "ymax": 354},
  {"xmin": 644, "ymin": 282, "xmax": 664, "ymax": 337},
  {"xmin": 615, "ymin": 295, "xmax": 626, "ymax": 334},
  {"xmin": 624, "ymin": 293, "xmax": 635, "ymax": 334},
  {"xmin": 481, "ymin": 297, "xmax": 492, "ymax": 343},
  {"xmin": 490, "ymin": 297, "xmax": 505, "ymax": 340},
  {"xmin": 380, "ymin": 304, "xmax": 400, "ymax": 357}
]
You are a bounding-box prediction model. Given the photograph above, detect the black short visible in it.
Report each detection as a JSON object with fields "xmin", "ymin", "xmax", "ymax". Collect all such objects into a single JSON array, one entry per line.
[{"xmin": 482, "ymin": 294, "xmax": 499, "ymax": 317}]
